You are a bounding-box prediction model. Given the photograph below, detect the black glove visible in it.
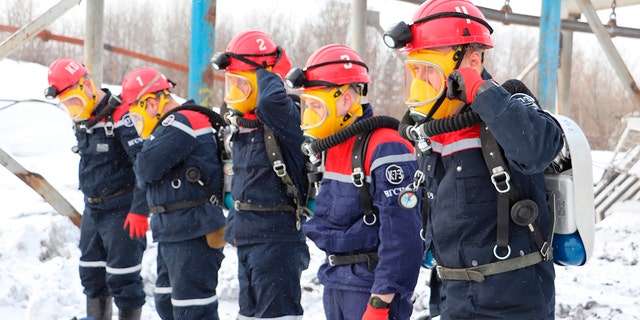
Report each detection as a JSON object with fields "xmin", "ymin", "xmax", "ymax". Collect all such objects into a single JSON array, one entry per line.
[{"xmin": 501, "ymin": 79, "xmax": 541, "ymax": 109}]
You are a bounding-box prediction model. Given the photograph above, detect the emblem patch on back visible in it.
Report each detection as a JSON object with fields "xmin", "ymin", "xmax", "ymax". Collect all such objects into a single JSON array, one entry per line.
[
  {"xmin": 122, "ymin": 114, "xmax": 134, "ymax": 127},
  {"xmin": 385, "ymin": 164, "xmax": 404, "ymax": 185},
  {"xmin": 162, "ymin": 114, "xmax": 175, "ymax": 126}
]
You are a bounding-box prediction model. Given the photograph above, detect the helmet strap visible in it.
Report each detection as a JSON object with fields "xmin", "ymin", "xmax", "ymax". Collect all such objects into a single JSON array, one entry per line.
[
  {"xmin": 227, "ymin": 50, "xmax": 279, "ymax": 70},
  {"xmin": 156, "ymin": 91, "xmax": 171, "ymax": 118}
]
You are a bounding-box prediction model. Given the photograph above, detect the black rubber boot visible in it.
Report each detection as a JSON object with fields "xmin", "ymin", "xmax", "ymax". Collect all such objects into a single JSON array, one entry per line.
[
  {"xmin": 118, "ymin": 308, "xmax": 142, "ymax": 320},
  {"xmin": 86, "ymin": 296, "xmax": 113, "ymax": 320}
]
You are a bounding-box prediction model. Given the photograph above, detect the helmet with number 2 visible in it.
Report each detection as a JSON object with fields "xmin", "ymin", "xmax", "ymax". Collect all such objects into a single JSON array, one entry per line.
[
  {"xmin": 215, "ymin": 30, "xmax": 280, "ymax": 115},
  {"xmin": 293, "ymin": 44, "xmax": 370, "ymax": 140}
]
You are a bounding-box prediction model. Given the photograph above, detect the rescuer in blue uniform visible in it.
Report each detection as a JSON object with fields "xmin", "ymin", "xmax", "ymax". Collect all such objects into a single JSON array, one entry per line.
[
  {"xmin": 45, "ymin": 58, "xmax": 146, "ymax": 320},
  {"xmin": 285, "ymin": 44, "xmax": 423, "ymax": 320},
  {"xmin": 119, "ymin": 67, "xmax": 226, "ymax": 320},
  {"xmin": 210, "ymin": 30, "xmax": 310, "ymax": 319},
  {"xmin": 383, "ymin": 1, "xmax": 564, "ymax": 319}
]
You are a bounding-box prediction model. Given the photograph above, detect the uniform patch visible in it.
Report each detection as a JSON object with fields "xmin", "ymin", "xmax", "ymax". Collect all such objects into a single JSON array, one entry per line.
[
  {"xmin": 122, "ymin": 114, "xmax": 134, "ymax": 127},
  {"xmin": 162, "ymin": 114, "xmax": 175, "ymax": 127},
  {"xmin": 385, "ymin": 164, "xmax": 404, "ymax": 185},
  {"xmin": 96, "ymin": 143, "xmax": 109, "ymax": 152}
]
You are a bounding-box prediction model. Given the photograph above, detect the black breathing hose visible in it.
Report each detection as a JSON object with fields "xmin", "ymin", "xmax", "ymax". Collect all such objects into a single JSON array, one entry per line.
[
  {"xmin": 420, "ymin": 110, "xmax": 482, "ymax": 137},
  {"xmin": 398, "ymin": 79, "xmax": 534, "ymax": 141},
  {"xmin": 234, "ymin": 116, "xmax": 261, "ymax": 129},
  {"xmin": 399, "ymin": 108, "xmax": 482, "ymax": 140},
  {"xmin": 307, "ymin": 116, "xmax": 400, "ymax": 155}
]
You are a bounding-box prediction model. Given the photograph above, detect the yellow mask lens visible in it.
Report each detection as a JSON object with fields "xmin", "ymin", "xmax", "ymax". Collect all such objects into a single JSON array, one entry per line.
[
  {"xmin": 300, "ymin": 85, "xmax": 360, "ymax": 140},
  {"xmin": 224, "ymin": 71, "xmax": 257, "ymax": 115},
  {"xmin": 58, "ymin": 78, "xmax": 97, "ymax": 121},
  {"xmin": 60, "ymin": 99, "xmax": 85, "ymax": 120},
  {"xmin": 405, "ymin": 49, "xmax": 459, "ymax": 120},
  {"xmin": 301, "ymin": 94, "xmax": 328, "ymax": 127},
  {"xmin": 128, "ymin": 112, "xmax": 147, "ymax": 137},
  {"xmin": 127, "ymin": 93, "xmax": 162, "ymax": 138}
]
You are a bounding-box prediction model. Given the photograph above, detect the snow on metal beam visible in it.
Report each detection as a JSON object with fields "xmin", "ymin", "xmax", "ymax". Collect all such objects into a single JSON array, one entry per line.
[{"xmin": 0, "ymin": 0, "xmax": 82, "ymax": 60}]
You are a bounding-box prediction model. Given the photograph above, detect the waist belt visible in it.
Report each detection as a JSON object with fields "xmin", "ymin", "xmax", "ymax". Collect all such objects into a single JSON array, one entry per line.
[
  {"xmin": 150, "ymin": 196, "xmax": 217, "ymax": 214},
  {"xmin": 85, "ymin": 185, "xmax": 134, "ymax": 204},
  {"xmin": 435, "ymin": 250, "xmax": 552, "ymax": 283},
  {"xmin": 233, "ymin": 200, "xmax": 295, "ymax": 212},
  {"xmin": 326, "ymin": 252, "xmax": 379, "ymax": 271}
]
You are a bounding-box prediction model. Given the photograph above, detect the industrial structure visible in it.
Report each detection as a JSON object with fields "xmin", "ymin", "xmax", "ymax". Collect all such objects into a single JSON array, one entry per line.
[{"xmin": 1, "ymin": 0, "xmax": 640, "ymax": 221}]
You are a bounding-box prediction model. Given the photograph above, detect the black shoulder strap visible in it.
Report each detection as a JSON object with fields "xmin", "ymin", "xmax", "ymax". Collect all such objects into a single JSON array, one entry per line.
[
  {"xmin": 480, "ymin": 124, "xmax": 512, "ymax": 256},
  {"xmin": 263, "ymin": 126, "xmax": 300, "ymax": 203},
  {"xmin": 263, "ymin": 126, "xmax": 313, "ymax": 228},
  {"xmin": 480, "ymin": 124, "xmax": 551, "ymax": 261},
  {"xmin": 351, "ymin": 130, "xmax": 375, "ymax": 222}
]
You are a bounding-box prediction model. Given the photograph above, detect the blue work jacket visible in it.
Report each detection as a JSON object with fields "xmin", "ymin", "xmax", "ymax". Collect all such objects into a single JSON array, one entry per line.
[
  {"xmin": 302, "ymin": 105, "xmax": 423, "ymax": 301},
  {"xmin": 224, "ymin": 69, "xmax": 307, "ymax": 246},
  {"xmin": 424, "ymin": 70, "xmax": 564, "ymax": 319},
  {"xmin": 75, "ymin": 89, "xmax": 146, "ymax": 213},
  {"xmin": 134, "ymin": 101, "xmax": 226, "ymax": 243}
]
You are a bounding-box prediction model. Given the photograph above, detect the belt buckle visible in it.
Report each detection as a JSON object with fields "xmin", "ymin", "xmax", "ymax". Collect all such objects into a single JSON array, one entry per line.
[
  {"xmin": 435, "ymin": 266, "xmax": 444, "ymax": 279},
  {"xmin": 327, "ymin": 254, "xmax": 337, "ymax": 266}
]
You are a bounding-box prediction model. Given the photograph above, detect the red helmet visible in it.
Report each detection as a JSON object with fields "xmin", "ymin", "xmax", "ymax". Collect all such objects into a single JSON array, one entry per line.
[
  {"xmin": 302, "ymin": 44, "xmax": 370, "ymax": 88},
  {"xmin": 404, "ymin": 0, "xmax": 493, "ymax": 51},
  {"xmin": 220, "ymin": 30, "xmax": 280, "ymax": 72},
  {"xmin": 120, "ymin": 67, "xmax": 173, "ymax": 107},
  {"xmin": 46, "ymin": 58, "xmax": 87, "ymax": 95}
]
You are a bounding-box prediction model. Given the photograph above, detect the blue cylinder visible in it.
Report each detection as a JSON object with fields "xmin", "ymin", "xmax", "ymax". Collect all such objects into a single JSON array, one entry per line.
[
  {"xmin": 421, "ymin": 248, "xmax": 436, "ymax": 269},
  {"xmin": 224, "ymin": 193, "xmax": 233, "ymax": 210},
  {"xmin": 306, "ymin": 198, "xmax": 316, "ymax": 214},
  {"xmin": 552, "ymin": 231, "xmax": 586, "ymax": 266}
]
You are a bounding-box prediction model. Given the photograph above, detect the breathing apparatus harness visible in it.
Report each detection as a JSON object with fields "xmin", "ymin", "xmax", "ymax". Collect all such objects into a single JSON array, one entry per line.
[
  {"xmin": 75, "ymin": 90, "xmax": 119, "ymax": 137},
  {"xmin": 225, "ymin": 103, "xmax": 313, "ymax": 230},
  {"xmin": 403, "ymin": 79, "xmax": 555, "ymax": 282},
  {"xmin": 300, "ymin": 114, "xmax": 400, "ymax": 270},
  {"xmin": 301, "ymin": 115, "xmax": 401, "ymax": 225},
  {"xmin": 146, "ymin": 103, "xmax": 229, "ymax": 214}
]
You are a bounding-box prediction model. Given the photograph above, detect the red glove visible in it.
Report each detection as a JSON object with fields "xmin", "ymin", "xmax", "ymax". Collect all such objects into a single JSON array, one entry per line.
[
  {"xmin": 271, "ymin": 47, "xmax": 292, "ymax": 81},
  {"xmin": 123, "ymin": 213, "xmax": 148, "ymax": 239},
  {"xmin": 446, "ymin": 68, "xmax": 485, "ymax": 104},
  {"xmin": 361, "ymin": 304, "xmax": 389, "ymax": 320}
]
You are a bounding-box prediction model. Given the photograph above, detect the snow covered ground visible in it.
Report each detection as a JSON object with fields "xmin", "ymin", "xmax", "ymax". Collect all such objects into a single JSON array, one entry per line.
[{"xmin": 0, "ymin": 58, "xmax": 639, "ymax": 319}]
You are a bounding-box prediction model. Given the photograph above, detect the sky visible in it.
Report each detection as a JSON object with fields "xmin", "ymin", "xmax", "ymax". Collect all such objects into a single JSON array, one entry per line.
[{"xmin": 1, "ymin": 58, "xmax": 640, "ymax": 319}]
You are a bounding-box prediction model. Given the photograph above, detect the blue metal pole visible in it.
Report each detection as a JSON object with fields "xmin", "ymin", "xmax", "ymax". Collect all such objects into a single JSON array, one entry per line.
[
  {"xmin": 189, "ymin": 0, "xmax": 217, "ymax": 106},
  {"xmin": 538, "ymin": 0, "xmax": 561, "ymax": 113}
]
